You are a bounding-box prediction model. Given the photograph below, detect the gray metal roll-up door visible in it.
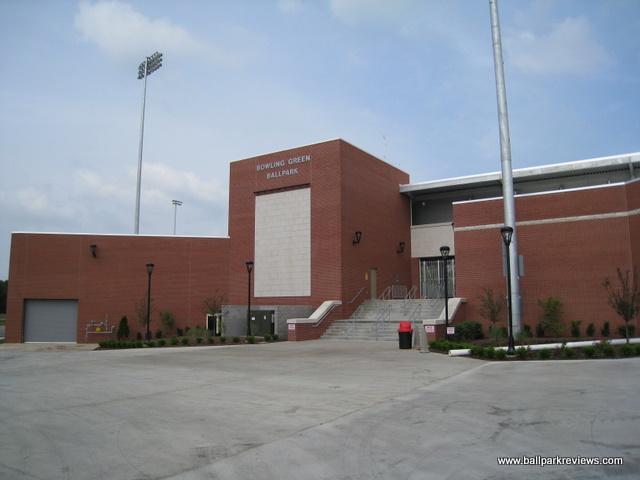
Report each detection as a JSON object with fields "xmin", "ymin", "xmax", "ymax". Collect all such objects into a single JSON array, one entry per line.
[{"xmin": 24, "ymin": 299, "xmax": 78, "ymax": 343}]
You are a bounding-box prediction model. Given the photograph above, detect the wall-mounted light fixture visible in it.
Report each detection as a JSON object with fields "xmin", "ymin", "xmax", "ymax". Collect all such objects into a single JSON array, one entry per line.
[
  {"xmin": 352, "ymin": 231, "xmax": 362, "ymax": 245},
  {"xmin": 397, "ymin": 242, "xmax": 405, "ymax": 254},
  {"xmin": 90, "ymin": 244, "xmax": 98, "ymax": 258}
]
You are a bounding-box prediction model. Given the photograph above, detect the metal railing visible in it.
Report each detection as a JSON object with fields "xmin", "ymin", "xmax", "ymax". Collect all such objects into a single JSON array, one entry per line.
[
  {"xmin": 348, "ymin": 287, "xmax": 368, "ymax": 304},
  {"xmin": 407, "ymin": 303, "xmax": 422, "ymax": 348},
  {"xmin": 402, "ymin": 285, "xmax": 418, "ymax": 314},
  {"xmin": 371, "ymin": 303, "xmax": 391, "ymax": 341},
  {"xmin": 344, "ymin": 303, "xmax": 366, "ymax": 339}
]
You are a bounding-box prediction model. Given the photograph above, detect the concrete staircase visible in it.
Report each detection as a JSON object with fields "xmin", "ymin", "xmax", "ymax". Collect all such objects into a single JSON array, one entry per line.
[{"xmin": 322, "ymin": 299, "xmax": 445, "ymax": 341}]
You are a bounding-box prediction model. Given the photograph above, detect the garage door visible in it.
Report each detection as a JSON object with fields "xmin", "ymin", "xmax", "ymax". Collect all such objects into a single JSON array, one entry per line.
[{"xmin": 24, "ymin": 299, "xmax": 78, "ymax": 343}]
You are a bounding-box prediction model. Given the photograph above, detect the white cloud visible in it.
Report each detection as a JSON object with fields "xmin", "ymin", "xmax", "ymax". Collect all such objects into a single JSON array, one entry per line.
[
  {"xmin": 278, "ymin": 0, "xmax": 308, "ymax": 14},
  {"xmin": 329, "ymin": 0, "xmax": 415, "ymax": 26},
  {"xmin": 141, "ymin": 162, "xmax": 228, "ymax": 206},
  {"xmin": 74, "ymin": 0, "xmax": 227, "ymax": 64},
  {"xmin": 11, "ymin": 187, "xmax": 74, "ymax": 221},
  {"xmin": 506, "ymin": 16, "xmax": 612, "ymax": 75}
]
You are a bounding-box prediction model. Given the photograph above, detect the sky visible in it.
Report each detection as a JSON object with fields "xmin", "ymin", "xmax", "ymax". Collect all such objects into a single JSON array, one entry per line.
[{"xmin": 0, "ymin": 0, "xmax": 639, "ymax": 279}]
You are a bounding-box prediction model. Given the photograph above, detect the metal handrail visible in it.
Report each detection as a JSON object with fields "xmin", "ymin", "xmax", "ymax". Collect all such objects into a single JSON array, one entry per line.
[
  {"xmin": 408, "ymin": 303, "xmax": 422, "ymax": 348},
  {"xmin": 371, "ymin": 304, "xmax": 391, "ymax": 341},
  {"xmin": 402, "ymin": 285, "xmax": 418, "ymax": 314},
  {"xmin": 348, "ymin": 287, "xmax": 368, "ymax": 304},
  {"xmin": 344, "ymin": 304, "xmax": 365, "ymax": 339},
  {"xmin": 378, "ymin": 286, "xmax": 392, "ymax": 303}
]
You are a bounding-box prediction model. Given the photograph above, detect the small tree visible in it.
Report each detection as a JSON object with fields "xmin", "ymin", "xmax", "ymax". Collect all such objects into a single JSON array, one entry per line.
[
  {"xmin": 117, "ymin": 315, "xmax": 130, "ymax": 340},
  {"xmin": 201, "ymin": 288, "xmax": 227, "ymax": 316},
  {"xmin": 603, "ymin": 266, "xmax": 639, "ymax": 344},
  {"xmin": 159, "ymin": 310, "xmax": 175, "ymax": 335},
  {"xmin": 537, "ymin": 296, "xmax": 565, "ymax": 337},
  {"xmin": 134, "ymin": 296, "xmax": 155, "ymax": 331},
  {"xmin": 477, "ymin": 287, "xmax": 507, "ymax": 341}
]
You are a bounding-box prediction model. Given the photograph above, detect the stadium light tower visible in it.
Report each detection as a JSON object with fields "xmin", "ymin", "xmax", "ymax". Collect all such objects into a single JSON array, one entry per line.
[{"xmin": 134, "ymin": 52, "xmax": 163, "ymax": 234}]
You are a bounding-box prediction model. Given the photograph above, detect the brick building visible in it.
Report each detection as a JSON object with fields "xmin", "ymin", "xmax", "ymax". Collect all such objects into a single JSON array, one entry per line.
[{"xmin": 5, "ymin": 140, "xmax": 639, "ymax": 343}]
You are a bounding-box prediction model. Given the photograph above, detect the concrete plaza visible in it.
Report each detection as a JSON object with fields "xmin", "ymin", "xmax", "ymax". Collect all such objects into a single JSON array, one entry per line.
[{"xmin": 0, "ymin": 340, "xmax": 637, "ymax": 479}]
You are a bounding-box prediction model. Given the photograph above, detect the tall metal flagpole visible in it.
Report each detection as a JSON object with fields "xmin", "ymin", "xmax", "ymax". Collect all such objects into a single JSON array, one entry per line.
[
  {"xmin": 134, "ymin": 52, "xmax": 163, "ymax": 234},
  {"xmin": 489, "ymin": 0, "xmax": 521, "ymax": 334}
]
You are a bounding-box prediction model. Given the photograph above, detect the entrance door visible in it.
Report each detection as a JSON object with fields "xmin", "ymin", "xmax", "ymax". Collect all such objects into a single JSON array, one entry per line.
[
  {"xmin": 420, "ymin": 258, "xmax": 455, "ymax": 299},
  {"xmin": 370, "ymin": 268, "xmax": 377, "ymax": 300},
  {"xmin": 250, "ymin": 311, "xmax": 275, "ymax": 336}
]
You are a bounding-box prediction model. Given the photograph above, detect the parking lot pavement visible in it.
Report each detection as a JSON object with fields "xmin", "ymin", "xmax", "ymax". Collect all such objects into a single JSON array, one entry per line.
[{"xmin": 0, "ymin": 340, "xmax": 638, "ymax": 479}]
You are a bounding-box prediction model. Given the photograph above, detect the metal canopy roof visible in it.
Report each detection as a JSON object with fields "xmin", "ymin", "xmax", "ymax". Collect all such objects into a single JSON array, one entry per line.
[{"xmin": 400, "ymin": 152, "xmax": 640, "ymax": 197}]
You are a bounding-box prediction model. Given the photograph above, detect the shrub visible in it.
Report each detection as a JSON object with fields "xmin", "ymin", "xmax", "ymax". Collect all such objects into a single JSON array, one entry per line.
[
  {"xmin": 483, "ymin": 347, "xmax": 496, "ymax": 359},
  {"xmin": 582, "ymin": 346, "xmax": 597, "ymax": 358},
  {"xmin": 159, "ymin": 310, "xmax": 175, "ymax": 335},
  {"xmin": 158, "ymin": 338, "xmax": 166, "ymax": 347},
  {"xmin": 586, "ymin": 323, "xmax": 596, "ymax": 337},
  {"xmin": 117, "ymin": 315, "xmax": 130, "ymax": 340},
  {"xmin": 176, "ymin": 328, "xmax": 184, "ymax": 337},
  {"xmin": 170, "ymin": 336, "xmax": 179, "ymax": 345},
  {"xmin": 220, "ymin": 336, "xmax": 227, "ymax": 343},
  {"xmin": 538, "ymin": 296, "xmax": 565, "ymax": 337},
  {"xmin": 601, "ymin": 321, "xmax": 610, "ymax": 337},
  {"xmin": 155, "ymin": 329, "xmax": 163, "ymax": 339},
  {"xmin": 207, "ymin": 336, "xmax": 215, "ymax": 344},
  {"xmin": 602, "ymin": 344, "xmax": 616, "ymax": 357},
  {"xmin": 563, "ymin": 347, "xmax": 576, "ymax": 359},
  {"xmin": 428, "ymin": 340, "xmax": 474, "ymax": 351},
  {"xmin": 620, "ymin": 344, "xmax": 633, "ymax": 357},
  {"xmin": 189, "ymin": 327, "xmax": 208, "ymax": 338},
  {"xmin": 489, "ymin": 325, "xmax": 506, "ymax": 343},
  {"xmin": 495, "ymin": 349, "xmax": 507, "ymax": 360},
  {"xmin": 470, "ymin": 346, "xmax": 484, "ymax": 357},
  {"xmin": 99, "ymin": 340, "xmax": 109, "ymax": 348},
  {"xmin": 535, "ymin": 323, "xmax": 546, "ymax": 338},
  {"xmin": 136, "ymin": 332, "xmax": 143, "ymax": 341},
  {"xmin": 617, "ymin": 324, "xmax": 636, "ymax": 338},
  {"xmin": 570, "ymin": 320, "xmax": 581, "ymax": 338},
  {"xmin": 515, "ymin": 346, "xmax": 530, "ymax": 360},
  {"xmin": 272, "ymin": 334, "xmax": 279, "ymax": 341},
  {"xmin": 263, "ymin": 334, "xmax": 272, "ymax": 341},
  {"xmin": 196, "ymin": 337, "xmax": 203, "ymax": 344},
  {"xmin": 135, "ymin": 341, "xmax": 143, "ymax": 348},
  {"xmin": 147, "ymin": 341, "xmax": 155, "ymax": 347},
  {"xmin": 515, "ymin": 327, "xmax": 532, "ymax": 344},
  {"xmin": 181, "ymin": 337, "xmax": 190, "ymax": 345},
  {"xmin": 232, "ymin": 337, "xmax": 240, "ymax": 343},
  {"xmin": 454, "ymin": 321, "xmax": 484, "ymax": 341},
  {"xmin": 246, "ymin": 336, "xmax": 255, "ymax": 344},
  {"xmin": 635, "ymin": 344, "xmax": 640, "ymax": 356},
  {"xmin": 538, "ymin": 348, "xmax": 552, "ymax": 360}
]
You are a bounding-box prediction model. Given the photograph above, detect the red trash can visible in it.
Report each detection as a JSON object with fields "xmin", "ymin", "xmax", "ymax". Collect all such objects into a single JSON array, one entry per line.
[{"xmin": 397, "ymin": 322, "xmax": 413, "ymax": 349}]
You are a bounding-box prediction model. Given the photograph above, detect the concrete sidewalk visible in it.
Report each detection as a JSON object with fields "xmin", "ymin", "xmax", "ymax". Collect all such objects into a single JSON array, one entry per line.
[{"xmin": 0, "ymin": 340, "xmax": 637, "ymax": 479}]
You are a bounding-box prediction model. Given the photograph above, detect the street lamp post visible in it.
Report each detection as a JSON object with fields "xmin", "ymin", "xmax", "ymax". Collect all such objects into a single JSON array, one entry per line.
[
  {"xmin": 440, "ymin": 246, "xmax": 450, "ymax": 341},
  {"xmin": 172, "ymin": 200, "xmax": 182, "ymax": 235},
  {"xmin": 145, "ymin": 262, "xmax": 155, "ymax": 342},
  {"xmin": 134, "ymin": 52, "xmax": 163, "ymax": 234},
  {"xmin": 246, "ymin": 261, "xmax": 254, "ymax": 337},
  {"xmin": 500, "ymin": 226, "xmax": 516, "ymax": 355}
]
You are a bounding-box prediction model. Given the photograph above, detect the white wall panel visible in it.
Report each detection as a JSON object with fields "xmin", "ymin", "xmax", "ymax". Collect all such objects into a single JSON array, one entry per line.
[{"xmin": 255, "ymin": 189, "xmax": 311, "ymax": 297}]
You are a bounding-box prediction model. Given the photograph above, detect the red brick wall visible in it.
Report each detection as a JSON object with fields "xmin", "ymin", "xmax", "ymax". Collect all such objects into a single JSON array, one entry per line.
[
  {"xmin": 339, "ymin": 141, "xmax": 412, "ymax": 317},
  {"xmin": 7, "ymin": 234, "xmax": 230, "ymax": 343},
  {"xmin": 227, "ymin": 139, "xmax": 412, "ymax": 329},
  {"xmin": 454, "ymin": 183, "xmax": 636, "ymax": 337}
]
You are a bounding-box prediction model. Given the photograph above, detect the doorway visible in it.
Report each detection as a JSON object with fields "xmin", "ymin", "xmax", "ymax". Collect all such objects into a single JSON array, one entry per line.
[
  {"xmin": 370, "ymin": 268, "xmax": 377, "ymax": 300},
  {"xmin": 250, "ymin": 310, "xmax": 275, "ymax": 336}
]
